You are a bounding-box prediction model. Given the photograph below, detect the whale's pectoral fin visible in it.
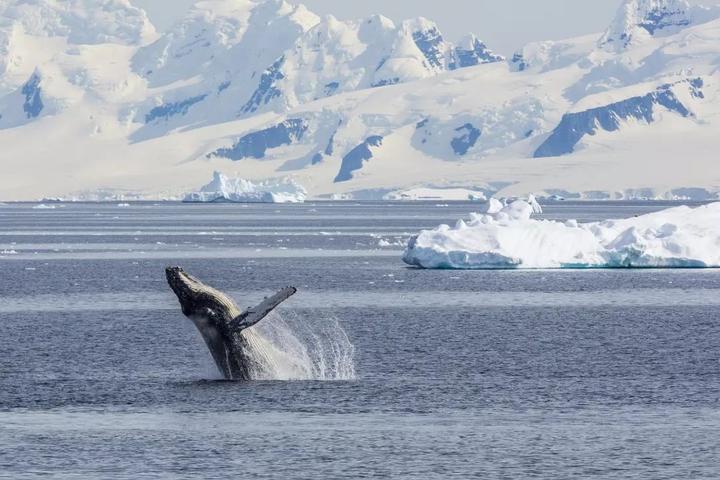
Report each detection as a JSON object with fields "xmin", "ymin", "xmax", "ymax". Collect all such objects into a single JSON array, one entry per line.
[{"xmin": 230, "ymin": 287, "xmax": 297, "ymax": 332}]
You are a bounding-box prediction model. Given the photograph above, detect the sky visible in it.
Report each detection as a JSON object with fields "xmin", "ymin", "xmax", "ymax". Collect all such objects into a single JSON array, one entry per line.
[{"xmin": 131, "ymin": 0, "xmax": 631, "ymax": 55}]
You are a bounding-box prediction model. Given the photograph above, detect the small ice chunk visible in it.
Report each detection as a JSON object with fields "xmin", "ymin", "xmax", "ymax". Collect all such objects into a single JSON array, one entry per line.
[
  {"xmin": 501, "ymin": 200, "xmax": 534, "ymax": 220},
  {"xmin": 527, "ymin": 194, "xmax": 543, "ymax": 214},
  {"xmin": 478, "ymin": 198, "xmax": 504, "ymax": 214}
]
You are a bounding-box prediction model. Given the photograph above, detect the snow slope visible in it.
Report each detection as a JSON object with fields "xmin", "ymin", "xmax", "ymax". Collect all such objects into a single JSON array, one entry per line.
[
  {"xmin": 0, "ymin": 0, "xmax": 719, "ymax": 200},
  {"xmin": 403, "ymin": 201, "xmax": 720, "ymax": 269}
]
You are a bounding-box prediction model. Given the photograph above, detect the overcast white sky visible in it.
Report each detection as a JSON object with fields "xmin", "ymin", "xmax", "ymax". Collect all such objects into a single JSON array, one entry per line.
[{"xmin": 132, "ymin": 0, "xmax": 699, "ymax": 54}]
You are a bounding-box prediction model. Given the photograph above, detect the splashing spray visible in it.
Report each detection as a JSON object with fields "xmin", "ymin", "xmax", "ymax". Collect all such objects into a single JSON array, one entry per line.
[{"xmin": 244, "ymin": 311, "xmax": 356, "ymax": 381}]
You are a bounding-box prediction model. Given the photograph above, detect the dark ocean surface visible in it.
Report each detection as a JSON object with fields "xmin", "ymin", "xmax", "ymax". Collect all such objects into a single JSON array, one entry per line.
[{"xmin": 1, "ymin": 201, "xmax": 718, "ymax": 479}]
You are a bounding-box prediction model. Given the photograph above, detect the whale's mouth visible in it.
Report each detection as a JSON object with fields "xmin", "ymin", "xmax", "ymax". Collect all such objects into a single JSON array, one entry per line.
[
  {"xmin": 165, "ymin": 266, "xmax": 204, "ymax": 312},
  {"xmin": 165, "ymin": 266, "xmax": 187, "ymax": 293},
  {"xmin": 166, "ymin": 266, "xmax": 198, "ymax": 287}
]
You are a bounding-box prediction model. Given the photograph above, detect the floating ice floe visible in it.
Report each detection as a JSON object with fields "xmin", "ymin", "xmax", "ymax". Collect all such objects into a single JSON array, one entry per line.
[
  {"xmin": 183, "ymin": 172, "xmax": 307, "ymax": 203},
  {"xmin": 377, "ymin": 237, "xmax": 407, "ymax": 248},
  {"xmin": 403, "ymin": 201, "xmax": 720, "ymax": 269},
  {"xmin": 384, "ymin": 187, "xmax": 489, "ymax": 202},
  {"xmin": 32, "ymin": 204, "xmax": 56, "ymax": 209},
  {"xmin": 476, "ymin": 195, "xmax": 542, "ymax": 215}
]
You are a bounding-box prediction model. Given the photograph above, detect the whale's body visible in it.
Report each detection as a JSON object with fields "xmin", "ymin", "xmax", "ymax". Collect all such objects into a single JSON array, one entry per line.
[{"xmin": 166, "ymin": 266, "xmax": 297, "ymax": 380}]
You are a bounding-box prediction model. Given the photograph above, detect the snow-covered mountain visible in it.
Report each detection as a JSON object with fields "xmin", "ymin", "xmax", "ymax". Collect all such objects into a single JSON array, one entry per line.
[
  {"xmin": 128, "ymin": 2, "xmax": 505, "ymax": 141},
  {"xmin": 599, "ymin": 0, "xmax": 720, "ymax": 50},
  {"xmin": 1, "ymin": 0, "xmax": 719, "ymax": 201}
]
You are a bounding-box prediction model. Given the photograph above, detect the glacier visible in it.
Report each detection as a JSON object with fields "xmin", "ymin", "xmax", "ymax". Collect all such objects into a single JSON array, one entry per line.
[
  {"xmin": 403, "ymin": 201, "xmax": 720, "ymax": 269},
  {"xmin": 183, "ymin": 171, "xmax": 307, "ymax": 203}
]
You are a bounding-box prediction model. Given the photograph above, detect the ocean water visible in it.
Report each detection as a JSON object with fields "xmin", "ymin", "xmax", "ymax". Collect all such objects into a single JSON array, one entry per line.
[{"xmin": 1, "ymin": 201, "xmax": 719, "ymax": 479}]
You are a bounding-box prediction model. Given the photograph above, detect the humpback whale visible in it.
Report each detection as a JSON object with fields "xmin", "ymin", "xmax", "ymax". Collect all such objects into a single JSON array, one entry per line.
[{"xmin": 165, "ymin": 266, "xmax": 297, "ymax": 380}]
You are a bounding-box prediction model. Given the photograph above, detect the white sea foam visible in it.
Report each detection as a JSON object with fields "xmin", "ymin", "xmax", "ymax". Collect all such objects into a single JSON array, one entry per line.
[{"xmin": 243, "ymin": 311, "xmax": 355, "ymax": 381}]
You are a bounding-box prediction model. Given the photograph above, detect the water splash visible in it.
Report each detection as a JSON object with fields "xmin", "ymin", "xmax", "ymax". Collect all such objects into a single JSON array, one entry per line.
[{"xmin": 242, "ymin": 311, "xmax": 356, "ymax": 381}]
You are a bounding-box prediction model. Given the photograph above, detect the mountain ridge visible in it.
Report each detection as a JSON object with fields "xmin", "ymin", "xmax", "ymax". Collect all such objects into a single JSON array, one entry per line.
[{"xmin": 0, "ymin": 0, "xmax": 719, "ymax": 200}]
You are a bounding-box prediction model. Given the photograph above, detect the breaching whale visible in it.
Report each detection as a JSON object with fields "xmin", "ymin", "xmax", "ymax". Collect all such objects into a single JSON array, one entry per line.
[{"xmin": 165, "ymin": 266, "xmax": 297, "ymax": 380}]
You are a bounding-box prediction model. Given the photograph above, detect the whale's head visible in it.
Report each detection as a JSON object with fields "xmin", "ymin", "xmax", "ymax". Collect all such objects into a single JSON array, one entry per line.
[
  {"xmin": 165, "ymin": 266, "xmax": 208, "ymax": 317},
  {"xmin": 166, "ymin": 266, "xmax": 195, "ymax": 294},
  {"xmin": 166, "ymin": 266, "xmax": 240, "ymax": 321}
]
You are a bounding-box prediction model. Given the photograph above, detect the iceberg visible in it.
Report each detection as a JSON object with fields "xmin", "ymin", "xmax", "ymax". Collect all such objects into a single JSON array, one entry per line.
[
  {"xmin": 183, "ymin": 172, "xmax": 307, "ymax": 204},
  {"xmin": 403, "ymin": 201, "xmax": 720, "ymax": 269}
]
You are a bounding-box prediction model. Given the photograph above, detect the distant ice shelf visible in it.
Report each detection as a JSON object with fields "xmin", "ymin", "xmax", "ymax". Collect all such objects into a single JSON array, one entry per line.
[
  {"xmin": 183, "ymin": 171, "xmax": 307, "ymax": 203},
  {"xmin": 403, "ymin": 200, "xmax": 720, "ymax": 269},
  {"xmin": 384, "ymin": 187, "xmax": 488, "ymax": 201}
]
